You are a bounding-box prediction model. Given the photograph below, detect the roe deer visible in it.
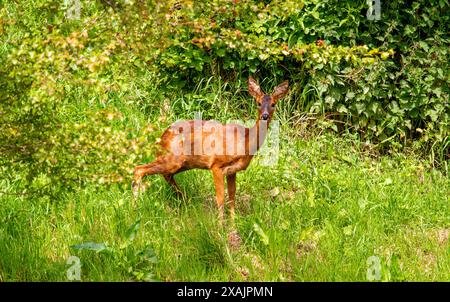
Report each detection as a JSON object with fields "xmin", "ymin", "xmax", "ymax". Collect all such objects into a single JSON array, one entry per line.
[{"xmin": 132, "ymin": 77, "xmax": 289, "ymax": 222}]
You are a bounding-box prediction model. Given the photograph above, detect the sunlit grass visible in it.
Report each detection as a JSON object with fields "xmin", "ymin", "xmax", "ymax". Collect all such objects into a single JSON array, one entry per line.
[
  {"xmin": 1, "ymin": 69, "xmax": 449, "ymax": 281},
  {"xmin": 1, "ymin": 128, "xmax": 448, "ymax": 281}
]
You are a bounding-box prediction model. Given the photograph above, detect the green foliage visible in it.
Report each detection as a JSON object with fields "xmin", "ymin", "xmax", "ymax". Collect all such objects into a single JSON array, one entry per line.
[
  {"xmin": 0, "ymin": 1, "xmax": 158, "ymax": 196},
  {"xmin": 157, "ymin": 0, "xmax": 392, "ymax": 75},
  {"xmin": 155, "ymin": 0, "xmax": 449, "ymax": 155},
  {"xmin": 69, "ymin": 219, "xmax": 158, "ymax": 281}
]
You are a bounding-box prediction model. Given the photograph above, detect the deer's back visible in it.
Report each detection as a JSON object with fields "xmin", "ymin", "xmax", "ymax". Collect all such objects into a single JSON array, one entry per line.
[{"xmin": 159, "ymin": 120, "xmax": 252, "ymax": 171}]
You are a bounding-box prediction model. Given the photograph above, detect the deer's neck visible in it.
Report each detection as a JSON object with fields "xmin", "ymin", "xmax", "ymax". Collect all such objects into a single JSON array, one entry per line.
[{"xmin": 248, "ymin": 119, "xmax": 270, "ymax": 155}]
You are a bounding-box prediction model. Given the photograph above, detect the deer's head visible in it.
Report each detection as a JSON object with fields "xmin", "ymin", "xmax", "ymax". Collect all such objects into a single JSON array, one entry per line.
[{"xmin": 248, "ymin": 77, "xmax": 289, "ymax": 121}]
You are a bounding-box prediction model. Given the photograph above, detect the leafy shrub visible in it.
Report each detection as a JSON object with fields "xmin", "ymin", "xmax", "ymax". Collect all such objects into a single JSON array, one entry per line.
[
  {"xmin": 155, "ymin": 0, "xmax": 449, "ymax": 157},
  {"xmin": 0, "ymin": 1, "xmax": 158, "ymax": 196}
]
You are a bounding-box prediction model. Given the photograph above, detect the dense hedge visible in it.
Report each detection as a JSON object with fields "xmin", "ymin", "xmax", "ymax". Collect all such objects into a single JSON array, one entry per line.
[{"xmin": 156, "ymin": 0, "xmax": 449, "ymax": 153}]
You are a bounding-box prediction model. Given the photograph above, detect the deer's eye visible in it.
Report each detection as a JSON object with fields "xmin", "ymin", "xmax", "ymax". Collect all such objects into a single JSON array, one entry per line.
[{"xmin": 271, "ymin": 103, "xmax": 276, "ymax": 107}]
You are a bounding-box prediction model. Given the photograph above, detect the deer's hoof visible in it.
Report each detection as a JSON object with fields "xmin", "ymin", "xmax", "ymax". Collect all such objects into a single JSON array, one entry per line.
[{"xmin": 132, "ymin": 181, "xmax": 140, "ymax": 199}]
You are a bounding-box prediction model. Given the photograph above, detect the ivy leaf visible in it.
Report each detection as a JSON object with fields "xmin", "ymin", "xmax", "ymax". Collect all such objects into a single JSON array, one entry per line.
[
  {"xmin": 404, "ymin": 25, "xmax": 415, "ymax": 36},
  {"xmin": 418, "ymin": 41, "xmax": 429, "ymax": 52},
  {"xmin": 354, "ymin": 103, "xmax": 365, "ymax": 115},
  {"xmin": 311, "ymin": 11, "xmax": 320, "ymax": 19},
  {"xmin": 337, "ymin": 104, "xmax": 348, "ymax": 113},
  {"xmin": 346, "ymin": 91, "xmax": 355, "ymax": 100}
]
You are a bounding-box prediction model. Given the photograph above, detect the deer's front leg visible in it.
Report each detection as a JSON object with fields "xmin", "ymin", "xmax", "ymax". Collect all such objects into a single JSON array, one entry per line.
[
  {"xmin": 212, "ymin": 167, "xmax": 225, "ymax": 224},
  {"xmin": 227, "ymin": 173, "xmax": 236, "ymax": 223}
]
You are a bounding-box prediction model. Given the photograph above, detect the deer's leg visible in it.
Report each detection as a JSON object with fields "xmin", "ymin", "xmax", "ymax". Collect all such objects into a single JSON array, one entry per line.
[
  {"xmin": 212, "ymin": 167, "xmax": 225, "ymax": 224},
  {"xmin": 133, "ymin": 162, "xmax": 159, "ymax": 195},
  {"xmin": 227, "ymin": 173, "xmax": 236, "ymax": 223},
  {"xmin": 132, "ymin": 156, "xmax": 181, "ymax": 198},
  {"xmin": 163, "ymin": 174, "xmax": 183, "ymax": 197}
]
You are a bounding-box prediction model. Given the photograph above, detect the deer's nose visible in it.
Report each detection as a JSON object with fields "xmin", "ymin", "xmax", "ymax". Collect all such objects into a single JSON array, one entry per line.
[{"xmin": 261, "ymin": 113, "xmax": 269, "ymax": 120}]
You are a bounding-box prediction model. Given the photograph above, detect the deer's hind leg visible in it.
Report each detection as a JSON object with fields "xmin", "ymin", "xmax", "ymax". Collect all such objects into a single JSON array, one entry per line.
[
  {"xmin": 163, "ymin": 174, "xmax": 183, "ymax": 197},
  {"xmin": 212, "ymin": 167, "xmax": 225, "ymax": 225},
  {"xmin": 132, "ymin": 156, "xmax": 183, "ymax": 198}
]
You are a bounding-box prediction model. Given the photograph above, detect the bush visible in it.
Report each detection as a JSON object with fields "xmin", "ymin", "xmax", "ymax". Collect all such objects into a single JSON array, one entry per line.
[
  {"xmin": 155, "ymin": 0, "xmax": 449, "ymax": 156},
  {"xmin": 0, "ymin": 1, "xmax": 158, "ymax": 197}
]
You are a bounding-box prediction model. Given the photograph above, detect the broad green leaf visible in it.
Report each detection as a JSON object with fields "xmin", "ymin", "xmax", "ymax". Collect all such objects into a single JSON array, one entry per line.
[
  {"xmin": 253, "ymin": 223, "xmax": 269, "ymax": 246},
  {"xmin": 125, "ymin": 219, "xmax": 141, "ymax": 243},
  {"xmin": 142, "ymin": 247, "xmax": 158, "ymax": 263},
  {"xmin": 337, "ymin": 104, "xmax": 348, "ymax": 113},
  {"xmin": 71, "ymin": 242, "xmax": 109, "ymax": 253}
]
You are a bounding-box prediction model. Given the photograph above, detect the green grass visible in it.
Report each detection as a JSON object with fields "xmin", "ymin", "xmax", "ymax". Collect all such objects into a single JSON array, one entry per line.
[
  {"xmin": 1, "ymin": 129, "xmax": 448, "ymax": 281},
  {"xmin": 0, "ymin": 64, "xmax": 449, "ymax": 282}
]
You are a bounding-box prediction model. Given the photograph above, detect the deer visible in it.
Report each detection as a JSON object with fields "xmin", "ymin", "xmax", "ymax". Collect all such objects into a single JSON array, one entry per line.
[{"xmin": 132, "ymin": 77, "xmax": 289, "ymax": 223}]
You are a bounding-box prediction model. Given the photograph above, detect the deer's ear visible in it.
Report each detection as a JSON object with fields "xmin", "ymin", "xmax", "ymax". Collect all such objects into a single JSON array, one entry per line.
[
  {"xmin": 248, "ymin": 77, "xmax": 263, "ymax": 99},
  {"xmin": 272, "ymin": 80, "xmax": 289, "ymax": 102}
]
